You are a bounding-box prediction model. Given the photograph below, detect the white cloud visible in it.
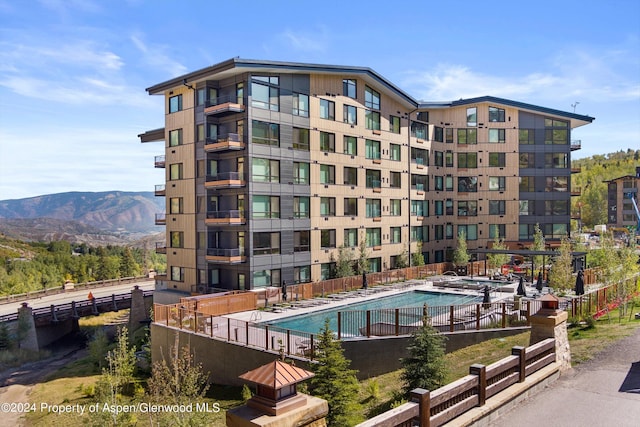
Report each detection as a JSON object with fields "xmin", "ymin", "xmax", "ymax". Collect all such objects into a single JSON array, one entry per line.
[
  {"xmin": 279, "ymin": 27, "xmax": 330, "ymax": 53},
  {"xmin": 130, "ymin": 34, "xmax": 188, "ymax": 78}
]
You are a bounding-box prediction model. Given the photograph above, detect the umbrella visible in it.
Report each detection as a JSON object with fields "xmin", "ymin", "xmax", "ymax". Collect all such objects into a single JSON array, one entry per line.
[
  {"xmin": 482, "ymin": 285, "xmax": 491, "ymax": 304},
  {"xmin": 536, "ymin": 271, "xmax": 543, "ymax": 292},
  {"xmin": 517, "ymin": 276, "xmax": 527, "ymax": 297},
  {"xmin": 362, "ymin": 271, "xmax": 368, "ymax": 289},
  {"xmin": 575, "ymin": 270, "xmax": 585, "ymax": 295}
]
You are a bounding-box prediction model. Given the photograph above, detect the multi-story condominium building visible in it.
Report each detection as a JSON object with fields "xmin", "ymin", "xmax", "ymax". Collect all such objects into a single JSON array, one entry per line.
[
  {"xmin": 605, "ymin": 167, "xmax": 640, "ymax": 232},
  {"xmin": 139, "ymin": 58, "xmax": 594, "ymax": 295}
]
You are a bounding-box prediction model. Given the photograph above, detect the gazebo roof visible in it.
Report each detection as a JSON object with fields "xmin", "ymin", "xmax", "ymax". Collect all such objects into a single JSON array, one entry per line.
[{"xmin": 239, "ymin": 360, "xmax": 314, "ymax": 389}]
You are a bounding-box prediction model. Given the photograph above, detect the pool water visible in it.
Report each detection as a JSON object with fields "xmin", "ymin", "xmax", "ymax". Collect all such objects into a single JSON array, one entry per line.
[{"xmin": 266, "ymin": 290, "xmax": 480, "ymax": 335}]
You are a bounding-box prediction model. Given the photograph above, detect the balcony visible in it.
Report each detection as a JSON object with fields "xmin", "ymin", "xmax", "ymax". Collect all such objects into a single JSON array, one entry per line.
[
  {"xmin": 205, "ymin": 210, "xmax": 245, "ymax": 226},
  {"xmin": 204, "ymin": 96, "xmax": 245, "ymax": 116},
  {"xmin": 205, "ymin": 172, "xmax": 246, "ymax": 189},
  {"xmin": 571, "ymin": 140, "xmax": 582, "ymax": 151},
  {"xmin": 571, "ymin": 167, "xmax": 582, "ymax": 174},
  {"xmin": 206, "ymin": 248, "xmax": 246, "ymax": 264},
  {"xmin": 367, "ymin": 179, "xmax": 382, "ymax": 193},
  {"xmin": 155, "ymin": 242, "xmax": 166, "ymax": 254},
  {"xmin": 155, "ymin": 213, "xmax": 166, "ymax": 225},
  {"xmin": 155, "ymin": 184, "xmax": 166, "ymax": 196},
  {"xmin": 571, "ymin": 186, "xmax": 582, "ymax": 197},
  {"xmin": 204, "ymin": 133, "xmax": 245, "ymax": 152},
  {"xmin": 154, "ymin": 155, "xmax": 166, "ymax": 168}
]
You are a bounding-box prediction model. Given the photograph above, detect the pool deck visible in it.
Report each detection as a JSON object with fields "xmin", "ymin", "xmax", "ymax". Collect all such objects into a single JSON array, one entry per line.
[{"xmin": 224, "ymin": 276, "xmax": 521, "ymax": 324}]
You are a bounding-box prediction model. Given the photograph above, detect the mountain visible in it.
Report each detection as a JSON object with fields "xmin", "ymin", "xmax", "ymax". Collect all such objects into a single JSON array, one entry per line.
[{"xmin": 0, "ymin": 191, "xmax": 165, "ymax": 243}]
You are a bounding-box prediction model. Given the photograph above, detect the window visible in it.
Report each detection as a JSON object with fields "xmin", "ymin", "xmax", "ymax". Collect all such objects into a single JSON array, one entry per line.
[
  {"xmin": 519, "ymin": 129, "xmax": 535, "ymax": 145},
  {"xmin": 171, "ymin": 266, "xmax": 184, "ymax": 282},
  {"xmin": 369, "ymin": 257, "xmax": 382, "ymax": 273},
  {"xmin": 294, "ymin": 266, "xmax": 311, "ymax": 284},
  {"xmin": 489, "ymin": 153, "xmax": 506, "ymax": 167},
  {"xmin": 197, "ymin": 88, "xmax": 206, "ymax": 106},
  {"xmin": 457, "ymin": 128, "xmax": 477, "ymax": 144},
  {"xmin": 251, "ymin": 78, "xmax": 279, "ymax": 111},
  {"xmin": 293, "ymin": 93, "xmax": 309, "ymax": 117},
  {"xmin": 366, "ymin": 110, "xmax": 380, "ymax": 130},
  {"xmin": 457, "ymin": 201, "xmax": 478, "ymax": 216},
  {"xmin": 366, "ymin": 169, "xmax": 381, "ymax": 189},
  {"xmin": 434, "ymin": 200, "xmax": 443, "ymax": 216},
  {"xmin": 434, "ymin": 176, "xmax": 444, "ymax": 191},
  {"xmin": 445, "ymin": 128, "xmax": 454, "ymax": 143},
  {"xmin": 489, "ymin": 106, "xmax": 505, "ymax": 122},
  {"xmin": 206, "ymin": 123, "xmax": 218, "ymax": 142},
  {"xmin": 343, "ymin": 78, "xmax": 356, "ymax": 98},
  {"xmin": 170, "ymin": 197, "xmax": 183, "ymax": 214},
  {"xmin": 252, "ymin": 158, "xmax": 279, "ymax": 182},
  {"xmin": 434, "ymin": 151, "xmax": 443, "ymax": 166},
  {"xmin": 519, "ymin": 177, "xmax": 535, "ymax": 192},
  {"xmin": 545, "ymin": 153, "xmax": 568, "ymax": 169},
  {"xmin": 489, "ymin": 224, "xmax": 505, "ymax": 239},
  {"xmin": 252, "ymin": 120, "xmax": 279, "ymax": 146},
  {"xmin": 445, "ymin": 175, "xmax": 453, "ymax": 191},
  {"xmin": 446, "ymin": 223, "xmax": 454, "ymax": 239},
  {"xmin": 294, "ymin": 196, "xmax": 310, "ymax": 218},
  {"xmin": 417, "ymin": 111, "xmax": 429, "ymax": 122},
  {"xmin": 366, "ymin": 199, "xmax": 381, "ymax": 218},
  {"xmin": 343, "ymin": 105, "xmax": 357, "ymax": 124},
  {"xmin": 294, "ymin": 162, "xmax": 309, "ymax": 184},
  {"xmin": 344, "ymin": 136, "xmax": 357, "ymax": 155},
  {"xmin": 321, "ymin": 229, "xmax": 336, "ymax": 248},
  {"xmin": 236, "ymin": 82, "xmax": 244, "ymax": 105},
  {"xmin": 519, "ymin": 153, "xmax": 535, "ymax": 168},
  {"xmin": 365, "ymin": 139, "xmax": 381, "ymax": 159},
  {"xmin": 170, "ymin": 163, "xmax": 183, "ymax": 180},
  {"xmin": 390, "ymin": 171, "xmax": 401, "ymax": 188},
  {"xmin": 434, "ymin": 127, "xmax": 444, "ymax": 142},
  {"xmin": 390, "ymin": 227, "xmax": 401, "ymax": 244},
  {"xmin": 320, "ymin": 164, "xmax": 335, "ymax": 184},
  {"xmin": 390, "ymin": 144, "xmax": 401, "ymax": 161},
  {"xmin": 320, "ymin": 99, "xmax": 335, "ymax": 120},
  {"xmin": 253, "ymin": 232, "xmax": 280, "ymax": 255},
  {"xmin": 411, "ymin": 226, "xmax": 426, "ymax": 242},
  {"xmin": 543, "ymin": 223, "xmax": 568, "ymax": 239},
  {"xmin": 344, "ymin": 167, "xmax": 358, "ymax": 186},
  {"xmin": 489, "ymin": 200, "xmax": 506, "ymax": 215},
  {"xmin": 458, "ymin": 176, "xmax": 478, "ymax": 192},
  {"xmin": 344, "ymin": 198, "xmax": 358, "ymax": 216},
  {"xmin": 545, "ymin": 129, "xmax": 568, "ymax": 145},
  {"xmin": 320, "ymin": 132, "xmax": 335, "ymax": 152},
  {"xmin": 293, "ymin": 127, "xmax": 309, "ymax": 150},
  {"xmin": 197, "ymin": 124, "xmax": 205, "ymax": 142},
  {"xmin": 411, "ymin": 174, "xmax": 428, "ymax": 191},
  {"xmin": 169, "ymin": 95, "xmax": 182, "ymax": 113},
  {"xmin": 253, "ymin": 269, "xmax": 280, "ymax": 288},
  {"xmin": 252, "ymin": 195, "xmax": 280, "ymax": 218},
  {"xmin": 321, "ymin": 263, "xmax": 335, "ymax": 280},
  {"xmin": 411, "ymin": 122, "xmax": 427, "ymax": 139},
  {"xmin": 411, "ymin": 200, "xmax": 427, "ymax": 216},
  {"xmin": 390, "ymin": 116, "xmax": 401, "ymax": 134},
  {"xmin": 466, "ymin": 107, "xmax": 477, "ymax": 126},
  {"xmin": 320, "ymin": 197, "xmax": 336, "ymax": 216},
  {"xmin": 344, "ymin": 228, "xmax": 358, "ymax": 247},
  {"xmin": 390, "ymin": 199, "xmax": 401, "ymax": 216},
  {"xmin": 458, "ymin": 224, "xmax": 478, "ymax": 240},
  {"xmin": 170, "ymin": 231, "xmax": 184, "ymax": 248},
  {"xmin": 293, "ymin": 230, "xmax": 311, "ymax": 252},
  {"xmin": 364, "ymin": 86, "xmax": 380, "ymax": 109},
  {"xmin": 366, "ymin": 228, "xmax": 381, "ymax": 247},
  {"xmin": 489, "ymin": 128, "xmax": 505, "ymax": 143},
  {"xmin": 545, "ymin": 176, "xmax": 568, "ymax": 192},
  {"xmin": 411, "ymin": 147, "xmax": 429, "ymax": 165},
  {"xmin": 545, "ymin": 200, "xmax": 569, "ymax": 215},
  {"xmin": 519, "ymin": 200, "xmax": 534, "ymax": 216},
  {"xmin": 169, "ymin": 129, "xmax": 182, "ymax": 147},
  {"xmin": 445, "ymin": 151, "xmax": 454, "ymax": 167},
  {"xmin": 457, "ymin": 153, "xmax": 477, "ymax": 168}
]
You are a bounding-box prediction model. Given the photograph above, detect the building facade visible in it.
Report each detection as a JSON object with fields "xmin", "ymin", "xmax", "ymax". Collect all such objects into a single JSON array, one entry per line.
[
  {"xmin": 139, "ymin": 58, "xmax": 594, "ymax": 294},
  {"xmin": 605, "ymin": 167, "xmax": 640, "ymax": 231}
]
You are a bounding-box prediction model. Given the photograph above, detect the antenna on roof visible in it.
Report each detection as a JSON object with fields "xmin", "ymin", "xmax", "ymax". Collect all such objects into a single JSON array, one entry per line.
[{"xmin": 571, "ymin": 101, "xmax": 580, "ymax": 113}]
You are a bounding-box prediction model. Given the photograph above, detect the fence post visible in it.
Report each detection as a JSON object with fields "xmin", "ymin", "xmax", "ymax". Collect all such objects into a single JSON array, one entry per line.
[
  {"xmin": 450, "ymin": 305, "xmax": 455, "ymax": 332},
  {"xmin": 512, "ymin": 346, "xmax": 526, "ymax": 382},
  {"xmin": 287, "ymin": 330, "xmax": 291, "ymax": 355},
  {"xmin": 410, "ymin": 388, "xmax": 430, "ymax": 427},
  {"xmin": 395, "ymin": 308, "xmax": 400, "ymax": 336},
  {"xmin": 310, "ymin": 334, "xmax": 314, "ymax": 361},
  {"xmin": 227, "ymin": 317, "xmax": 230, "ymax": 340},
  {"xmin": 337, "ymin": 312, "xmax": 342, "ymax": 340},
  {"xmin": 476, "ymin": 304, "xmax": 481, "ymax": 330},
  {"xmin": 366, "ymin": 310, "xmax": 371, "ymax": 337},
  {"xmin": 469, "ymin": 364, "xmax": 486, "ymax": 406},
  {"xmin": 265, "ymin": 326, "xmax": 269, "ymax": 350},
  {"xmin": 526, "ymin": 301, "xmax": 531, "ymax": 325},
  {"xmin": 501, "ymin": 303, "xmax": 506, "ymax": 328},
  {"xmin": 245, "ymin": 321, "xmax": 249, "ymax": 346}
]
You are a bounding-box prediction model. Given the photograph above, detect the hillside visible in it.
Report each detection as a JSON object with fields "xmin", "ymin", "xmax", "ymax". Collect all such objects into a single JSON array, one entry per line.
[{"xmin": 0, "ymin": 191, "xmax": 165, "ymax": 243}]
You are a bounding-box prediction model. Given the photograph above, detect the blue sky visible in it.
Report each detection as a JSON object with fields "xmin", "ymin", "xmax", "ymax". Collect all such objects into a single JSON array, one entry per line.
[{"xmin": 1, "ymin": 0, "xmax": 638, "ymax": 200}]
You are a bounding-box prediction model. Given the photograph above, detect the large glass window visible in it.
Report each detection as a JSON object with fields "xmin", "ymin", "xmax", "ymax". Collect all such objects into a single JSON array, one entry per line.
[
  {"xmin": 411, "ymin": 147, "xmax": 429, "ymax": 165},
  {"xmin": 294, "ymin": 162, "xmax": 309, "ymax": 184},
  {"xmin": 489, "ymin": 153, "xmax": 506, "ymax": 167},
  {"xmin": 169, "ymin": 95, "xmax": 182, "ymax": 113},
  {"xmin": 320, "ymin": 99, "xmax": 335, "ymax": 120},
  {"xmin": 445, "ymin": 175, "xmax": 453, "ymax": 191},
  {"xmin": 366, "ymin": 228, "xmax": 381, "ymax": 247},
  {"xmin": 251, "ymin": 78, "xmax": 279, "ymax": 111},
  {"xmin": 411, "ymin": 226, "xmax": 426, "ymax": 242},
  {"xmin": 321, "ymin": 263, "xmax": 335, "ymax": 280},
  {"xmin": 411, "ymin": 200, "xmax": 427, "ymax": 216},
  {"xmin": 489, "ymin": 128, "xmax": 505, "ymax": 143},
  {"xmin": 411, "ymin": 122, "xmax": 427, "ymax": 139},
  {"xmin": 343, "ymin": 78, "xmax": 356, "ymax": 98},
  {"xmin": 489, "ymin": 224, "xmax": 505, "ymax": 239},
  {"xmin": 489, "ymin": 106, "xmax": 505, "ymax": 122},
  {"xmin": 545, "ymin": 129, "xmax": 568, "ymax": 145},
  {"xmin": 320, "ymin": 132, "xmax": 335, "ymax": 152},
  {"xmin": 390, "ymin": 171, "xmax": 401, "ymax": 188},
  {"xmin": 489, "ymin": 200, "xmax": 506, "ymax": 215},
  {"xmin": 293, "ymin": 127, "xmax": 309, "ymax": 151},
  {"xmin": 519, "ymin": 129, "xmax": 535, "ymax": 145},
  {"xmin": 466, "ymin": 107, "xmax": 477, "ymax": 126},
  {"xmin": 457, "ymin": 153, "xmax": 477, "ymax": 168},
  {"xmin": 252, "ymin": 158, "xmax": 279, "ymax": 182},
  {"xmin": 344, "ymin": 198, "xmax": 358, "ymax": 216},
  {"xmin": 390, "ymin": 115, "xmax": 401, "ymax": 134},
  {"xmin": 294, "ymin": 196, "xmax": 310, "ymax": 218},
  {"xmin": 434, "ymin": 225, "xmax": 443, "ymax": 240},
  {"xmin": 252, "ymin": 120, "xmax": 279, "ymax": 146},
  {"xmin": 253, "ymin": 195, "xmax": 280, "ymax": 218},
  {"xmin": 253, "ymin": 269, "xmax": 280, "ymax": 288},
  {"xmin": 294, "ymin": 266, "xmax": 311, "ymax": 284},
  {"xmin": 545, "ymin": 153, "xmax": 568, "ymax": 168},
  {"xmin": 292, "ymin": 93, "xmax": 309, "ymax": 117},
  {"xmin": 434, "ymin": 176, "xmax": 444, "ymax": 191},
  {"xmin": 343, "ymin": 105, "xmax": 357, "ymax": 125},
  {"xmin": 519, "ymin": 176, "xmax": 535, "ymax": 192},
  {"xmin": 434, "ymin": 200, "xmax": 443, "ymax": 216},
  {"xmin": 169, "ymin": 129, "xmax": 182, "ymax": 147},
  {"xmin": 458, "ymin": 201, "xmax": 478, "ymax": 216},
  {"xmin": 253, "ymin": 232, "xmax": 280, "ymax": 255},
  {"xmin": 366, "ymin": 169, "xmax": 381, "ymax": 189},
  {"xmin": 519, "ymin": 153, "xmax": 535, "ymax": 168},
  {"xmin": 545, "ymin": 176, "xmax": 568, "ymax": 192},
  {"xmin": 545, "ymin": 200, "xmax": 569, "ymax": 215},
  {"xmin": 445, "ymin": 128, "xmax": 454, "ymax": 143},
  {"xmin": 411, "ymin": 174, "xmax": 428, "ymax": 191},
  {"xmin": 445, "ymin": 151, "xmax": 454, "ymax": 167},
  {"xmin": 365, "ymin": 139, "xmax": 381, "ymax": 159},
  {"xmin": 365, "ymin": 86, "xmax": 380, "ymax": 109},
  {"xmin": 320, "ymin": 164, "xmax": 335, "ymax": 184},
  {"xmin": 344, "ymin": 136, "xmax": 357, "ymax": 155},
  {"xmin": 458, "ymin": 176, "xmax": 478, "ymax": 192},
  {"xmin": 366, "ymin": 199, "xmax": 381, "ymax": 218},
  {"xmin": 171, "ymin": 266, "xmax": 184, "ymax": 282},
  {"xmin": 457, "ymin": 128, "xmax": 477, "ymax": 144},
  {"xmin": 170, "ymin": 231, "xmax": 184, "ymax": 248},
  {"xmin": 390, "ymin": 199, "xmax": 401, "ymax": 216},
  {"xmin": 344, "ymin": 228, "xmax": 357, "ymax": 247},
  {"xmin": 321, "ymin": 229, "xmax": 336, "ymax": 248},
  {"xmin": 390, "ymin": 227, "xmax": 402, "ymax": 244},
  {"xmin": 344, "ymin": 167, "xmax": 358, "ymax": 186},
  {"xmin": 458, "ymin": 224, "xmax": 478, "ymax": 240},
  {"xmin": 390, "ymin": 144, "xmax": 401, "ymax": 161},
  {"xmin": 366, "ymin": 110, "xmax": 381, "ymax": 130},
  {"xmin": 434, "ymin": 151, "xmax": 443, "ymax": 166},
  {"xmin": 320, "ymin": 197, "xmax": 336, "ymax": 216},
  {"xmin": 170, "ymin": 163, "xmax": 183, "ymax": 180},
  {"xmin": 170, "ymin": 197, "xmax": 183, "ymax": 214},
  {"xmin": 294, "ymin": 231, "xmax": 310, "ymax": 252}
]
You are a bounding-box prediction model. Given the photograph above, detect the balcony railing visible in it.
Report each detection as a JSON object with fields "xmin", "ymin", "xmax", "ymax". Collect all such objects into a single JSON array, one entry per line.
[
  {"xmin": 204, "ymin": 133, "xmax": 245, "ymax": 152},
  {"xmin": 154, "ymin": 155, "xmax": 166, "ymax": 168},
  {"xmin": 204, "ymin": 172, "xmax": 245, "ymax": 189},
  {"xmin": 571, "ymin": 167, "xmax": 582, "ymax": 174},
  {"xmin": 206, "ymin": 248, "xmax": 246, "ymax": 264},
  {"xmin": 155, "ymin": 242, "xmax": 166, "ymax": 254},
  {"xmin": 155, "ymin": 213, "xmax": 166, "ymax": 225},
  {"xmin": 205, "ymin": 210, "xmax": 245, "ymax": 225},
  {"xmin": 571, "ymin": 186, "xmax": 582, "ymax": 196},
  {"xmin": 204, "ymin": 95, "xmax": 245, "ymax": 116},
  {"xmin": 571, "ymin": 140, "xmax": 582, "ymax": 151},
  {"xmin": 154, "ymin": 184, "xmax": 166, "ymax": 196}
]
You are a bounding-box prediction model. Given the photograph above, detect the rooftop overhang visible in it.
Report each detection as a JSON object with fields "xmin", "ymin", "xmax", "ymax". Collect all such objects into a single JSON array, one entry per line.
[
  {"xmin": 418, "ymin": 96, "xmax": 595, "ymax": 129},
  {"xmin": 138, "ymin": 128, "xmax": 165, "ymax": 143}
]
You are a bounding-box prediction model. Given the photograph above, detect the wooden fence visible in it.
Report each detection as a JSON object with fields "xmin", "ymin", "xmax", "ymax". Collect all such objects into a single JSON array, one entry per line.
[{"xmin": 358, "ymin": 338, "xmax": 556, "ymax": 427}]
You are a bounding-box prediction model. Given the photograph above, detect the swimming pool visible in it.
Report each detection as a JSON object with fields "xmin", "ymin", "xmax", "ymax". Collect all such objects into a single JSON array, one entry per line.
[{"xmin": 266, "ymin": 290, "xmax": 480, "ymax": 335}]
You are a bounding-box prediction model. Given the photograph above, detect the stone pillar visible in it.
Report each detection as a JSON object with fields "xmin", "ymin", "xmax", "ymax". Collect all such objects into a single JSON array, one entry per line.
[
  {"xmin": 128, "ymin": 286, "xmax": 148, "ymax": 334},
  {"xmin": 226, "ymin": 393, "xmax": 328, "ymax": 427},
  {"xmin": 529, "ymin": 308, "xmax": 571, "ymax": 372},
  {"xmin": 16, "ymin": 303, "xmax": 39, "ymax": 351}
]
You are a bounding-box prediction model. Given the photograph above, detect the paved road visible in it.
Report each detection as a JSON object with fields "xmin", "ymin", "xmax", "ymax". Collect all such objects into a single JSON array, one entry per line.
[
  {"xmin": 492, "ymin": 326, "xmax": 640, "ymax": 427},
  {"xmin": 0, "ymin": 280, "xmax": 155, "ymax": 317}
]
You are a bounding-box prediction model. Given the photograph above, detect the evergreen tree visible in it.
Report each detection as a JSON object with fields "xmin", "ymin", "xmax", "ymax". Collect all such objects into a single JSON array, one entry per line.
[
  {"xmin": 119, "ymin": 247, "xmax": 139, "ymax": 277},
  {"xmin": 310, "ymin": 319, "xmax": 363, "ymax": 426},
  {"xmin": 401, "ymin": 315, "xmax": 448, "ymax": 394},
  {"xmin": 453, "ymin": 230, "xmax": 470, "ymax": 267}
]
